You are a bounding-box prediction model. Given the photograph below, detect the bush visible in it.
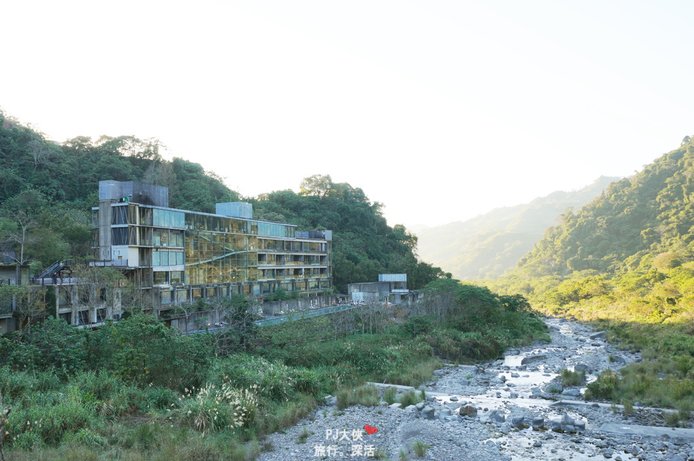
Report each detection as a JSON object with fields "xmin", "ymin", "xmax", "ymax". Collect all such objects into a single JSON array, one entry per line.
[
  {"xmin": 91, "ymin": 314, "xmax": 212, "ymax": 390},
  {"xmin": 209, "ymin": 355, "xmax": 295, "ymax": 402},
  {"xmin": 336, "ymin": 385, "xmax": 379, "ymax": 410},
  {"xmin": 560, "ymin": 369, "xmax": 586, "ymax": 386},
  {"xmin": 23, "ymin": 318, "xmax": 88, "ymax": 376},
  {"xmin": 383, "ymin": 387, "xmax": 397, "ymax": 405},
  {"xmin": 8, "ymin": 395, "xmax": 95, "ymax": 446},
  {"xmin": 63, "ymin": 428, "xmax": 107, "ymax": 448},
  {"xmin": 177, "ymin": 383, "xmax": 259, "ymax": 434},
  {"xmin": 585, "ymin": 370, "xmax": 619, "ymax": 400},
  {"xmin": 399, "ymin": 391, "xmax": 420, "ymax": 408}
]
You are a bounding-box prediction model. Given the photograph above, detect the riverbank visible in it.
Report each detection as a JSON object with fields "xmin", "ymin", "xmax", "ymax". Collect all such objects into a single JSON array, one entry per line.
[{"xmin": 258, "ymin": 318, "xmax": 694, "ymax": 461}]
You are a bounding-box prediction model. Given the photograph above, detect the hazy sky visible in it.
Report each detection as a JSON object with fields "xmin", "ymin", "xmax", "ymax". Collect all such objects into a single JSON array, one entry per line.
[{"xmin": 2, "ymin": 1, "xmax": 693, "ymax": 228}]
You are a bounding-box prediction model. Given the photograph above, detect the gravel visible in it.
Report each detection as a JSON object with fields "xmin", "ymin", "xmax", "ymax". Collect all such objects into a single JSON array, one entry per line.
[{"xmin": 257, "ymin": 318, "xmax": 694, "ymax": 461}]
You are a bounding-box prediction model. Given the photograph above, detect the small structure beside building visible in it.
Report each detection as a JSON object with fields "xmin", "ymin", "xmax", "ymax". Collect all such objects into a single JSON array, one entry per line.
[{"xmin": 348, "ymin": 273, "xmax": 411, "ymax": 305}]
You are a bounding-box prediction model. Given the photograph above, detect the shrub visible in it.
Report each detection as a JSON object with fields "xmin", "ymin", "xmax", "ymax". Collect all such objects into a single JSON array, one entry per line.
[
  {"xmin": 560, "ymin": 369, "xmax": 586, "ymax": 386},
  {"xmin": 383, "ymin": 387, "xmax": 397, "ymax": 405},
  {"xmin": 399, "ymin": 391, "xmax": 420, "ymax": 408},
  {"xmin": 23, "ymin": 318, "xmax": 88, "ymax": 376},
  {"xmin": 8, "ymin": 396, "xmax": 95, "ymax": 446},
  {"xmin": 209, "ymin": 355, "xmax": 295, "ymax": 402},
  {"xmin": 585, "ymin": 370, "xmax": 619, "ymax": 400},
  {"xmin": 336, "ymin": 385, "xmax": 379, "ymax": 410},
  {"xmin": 412, "ymin": 440, "xmax": 430, "ymax": 458},
  {"xmin": 177, "ymin": 383, "xmax": 259, "ymax": 434},
  {"xmin": 92, "ymin": 314, "xmax": 212, "ymax": 390},
  {"xmin": 63, "ymin": 428, "xmax": 107, "ymax": 448}
]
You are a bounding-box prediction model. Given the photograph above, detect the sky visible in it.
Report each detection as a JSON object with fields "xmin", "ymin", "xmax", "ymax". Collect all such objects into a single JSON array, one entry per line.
[{"xmin": 2, "ymin": 1, "xmax": 693, "ymax": 228}]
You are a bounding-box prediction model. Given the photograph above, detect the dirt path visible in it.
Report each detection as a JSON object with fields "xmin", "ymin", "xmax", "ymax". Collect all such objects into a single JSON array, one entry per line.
[{"xmin": 258, "ymin": 318, "xmax": 694, "ymax": 461}]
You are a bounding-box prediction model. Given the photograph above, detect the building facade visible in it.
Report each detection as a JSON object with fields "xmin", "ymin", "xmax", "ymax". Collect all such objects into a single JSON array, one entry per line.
[
  {"xmin": 348, "ymin": 273, "xmax": 411, "ymax": 305},
  {"xmin": 91, "ymin": 181, "xmax": 332, "ymax": 316}
]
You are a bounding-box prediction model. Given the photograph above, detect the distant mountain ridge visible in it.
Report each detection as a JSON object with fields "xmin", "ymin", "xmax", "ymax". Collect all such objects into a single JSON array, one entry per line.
[
  {"xmin": 415, "ymin": 176, "xmax": 618, "ymax": 280},
  {"xmin": 516, "ymin": 140, "xmax": 694, "ymax": 278}
]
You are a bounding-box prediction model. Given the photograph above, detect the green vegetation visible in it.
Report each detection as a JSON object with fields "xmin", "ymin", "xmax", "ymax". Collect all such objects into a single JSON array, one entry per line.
[
  {"xmin": 0, "ymin": 281, "xmax": 546, "ymax": 459},
  {"xmin": 560, "ymin": 369, "xmax": 586, "ymax": 387},
  {"xmin": 0, "ymin": 113, "xmax": 445, "ymax": 294},
  {"xmin": 416, "ymin": 176, "xmax": 616, "ymax": 280},
  {"xmin": 336, "ymin": 385, "xmax": 380, "ymax": 410},
  {"xmin": 412, "ymin": 440, "xmax": 430, "ymax": 458},
  {"xmin": 383, "ymin": 387, "xmax": 397, "ymax": 405},
  {"xmin": 398, "ymin": 391, "xmax": 421, "ymax": 408},
  {"xmin": 491, "ymin": 137, "xmax": 694, "ymax": 416},
  {"xmin": 253, "ymin": 174, "xmax": 449, "ymax": 291},
  {"xmin": 297, "ymin": 428, "xmax": 312, "ymax": 444}
]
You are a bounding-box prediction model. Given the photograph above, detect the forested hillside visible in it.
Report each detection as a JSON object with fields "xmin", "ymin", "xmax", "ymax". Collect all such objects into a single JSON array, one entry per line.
[
  {"xmin": 0, "ymin": 112, "xmax": 443, "ymax": 291},
  {"xmin": 253, "ymin": 175, "xmax": 447, "ymax": 291},
  {"xmin": 493, "ymin": 137, "xmax": 694, "ymax": 413},
  {"xmin": 415, "ymin": 177, "xmax": 616, "ymax": 279}
]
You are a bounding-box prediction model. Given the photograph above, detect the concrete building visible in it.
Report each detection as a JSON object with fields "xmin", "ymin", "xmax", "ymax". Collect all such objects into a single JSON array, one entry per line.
[
  {"xmin": 348, "ymin": 273, "xmax": 410, "ymax": 305},
  {"xmin": 87, "ymin": 181, "xmax": 332, "ymax": 321}
]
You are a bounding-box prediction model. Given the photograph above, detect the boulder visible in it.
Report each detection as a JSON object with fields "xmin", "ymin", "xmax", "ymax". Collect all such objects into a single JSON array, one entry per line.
[
  {"xmin": 511, "ymin": 416, "xmax": 527, "ymax": 429},
  {"xmin": 562, "ymin": 388, "xmax": 582, "ymax": 398},
  {"xmin": 489, "ymin": 410, "xmax": 506, "ymax": 423},
  {"xmin": 544, "ymin": 382, "xmax": 564, "ymax": 394},
  {"xmin": 521, "ymin": 355, "xmax": 547, "ymax": 365},
  {"xmin": 459, "ymin": 404, "xmax": 478, "ymax": 417},
  {"xmin": 573, "ymin": 363, "xmax": 589, "ymax": 373},
  {"xmin": 422, "ymin": 406, "xmax": 435, "ymax": 420},
  {"xmin": 589, "ymin": 331, "xmax": 606, "ymax": 340},
  {"xmin": 531, "ymin": 417, "xmax": 544, "ymax": 429}
]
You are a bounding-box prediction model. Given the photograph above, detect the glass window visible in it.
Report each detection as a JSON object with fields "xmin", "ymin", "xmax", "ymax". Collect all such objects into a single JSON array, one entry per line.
[
  {"xmin": 170, "ymin": 271, "xmax": 183, "ymax": 284},
  {"xmin": 112, "ymin": 228, "xmax": 128, "ymax": 245},
  {"xmin": 112, "ymin": 206, "xmax": 128, "ymax": 224},
  {"xmin": 154, "ymin": 272, "xmax": 167, "ymax": 284},
  {"xmin": 153, "ymin": 209, "xmax": 185, "ymax": 228}
]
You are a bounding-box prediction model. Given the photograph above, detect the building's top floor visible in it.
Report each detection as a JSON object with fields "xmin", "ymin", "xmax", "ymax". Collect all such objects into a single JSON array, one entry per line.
[{"xmin": 93, "ymin": 180, "xmax": 332, "ymax": 241}]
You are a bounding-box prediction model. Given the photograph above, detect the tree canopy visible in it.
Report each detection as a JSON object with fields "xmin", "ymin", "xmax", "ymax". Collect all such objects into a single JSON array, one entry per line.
[{"xmin": 0, "ymin": 112, "xmax": 445, "ymax": 291}]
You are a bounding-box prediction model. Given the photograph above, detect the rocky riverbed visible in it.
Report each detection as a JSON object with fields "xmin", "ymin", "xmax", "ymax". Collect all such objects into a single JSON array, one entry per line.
[{"xmin": 258, "ymin": 318, "xmax": 694, "ymax": 461}]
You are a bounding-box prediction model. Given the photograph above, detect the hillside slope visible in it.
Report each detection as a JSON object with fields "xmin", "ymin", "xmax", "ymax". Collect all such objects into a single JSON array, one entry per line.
[
  {"xmin": 415, "ymin": 177, "xmax": 616, "ymax": 280},
  {"xmin": 494, "ymin": 137, "xmax": 693, "ymax": 413},
  {"xmin": 0, "ymin": 112, "xmax": 444, "ymax": 290}
]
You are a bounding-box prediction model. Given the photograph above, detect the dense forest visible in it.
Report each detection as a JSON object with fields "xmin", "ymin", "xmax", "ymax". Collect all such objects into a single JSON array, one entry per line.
[
  {"xmin": 415, "ymin": 176, "xmax": 616, "ymax": 279},
  {"xmin": 491, "ymin": 137, "xmax": 693, "ymax": 413},
  {"xmin": 0, "ymin": 112, "xmax": 445, "ymax": 292}
]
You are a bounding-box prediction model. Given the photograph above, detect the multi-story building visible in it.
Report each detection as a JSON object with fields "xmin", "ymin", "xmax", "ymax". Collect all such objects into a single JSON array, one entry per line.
[{"xmin": 90, "ymin": 180, "xmax": 332, "ymax": 318}]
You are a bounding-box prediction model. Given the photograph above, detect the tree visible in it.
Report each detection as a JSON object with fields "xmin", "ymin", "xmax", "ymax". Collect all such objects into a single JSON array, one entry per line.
[
  {"xmin": 215, "ymin": 295, "xmax": 259, "ymax": 354},
  {"xmin": 0, "ymin": 190, "xmax": 48, "ymax": 284},
  {"xmin": 299, "ymin": 174, "xmax": 333, "ymax": 198}
]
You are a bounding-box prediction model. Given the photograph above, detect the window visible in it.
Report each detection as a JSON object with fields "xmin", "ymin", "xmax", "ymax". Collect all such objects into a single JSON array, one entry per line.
[
  {"xmin": 153, "ymin": 209, "xmax": 185, "ymax": 228},
  {"xmin": 153, "ymin": 250, "xmax": 184, "ymax": 267},
  {"xmin": 112, "ymin": 228, "xmax": 128, "ymax": 245},
  {"xmin": 112, "ymin": 206, "xmax": 128, "ymax": 224}
]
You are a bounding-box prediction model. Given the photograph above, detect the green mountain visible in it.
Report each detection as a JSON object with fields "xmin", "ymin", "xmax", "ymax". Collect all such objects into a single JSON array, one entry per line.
[
  {"xmin": 517, "ymin": 140, "xmax": 693, "ymax": 280},
  {"xmin": 0, "ymin": 112, "xmax": 443, "ymax": 291},
  {"xmin": 415, "ymin": 177, "xmax": 616, "ymax": 280},
  {"xmin": 494, "ymin": 137, "xmax": 693, "ymax": 412}
]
